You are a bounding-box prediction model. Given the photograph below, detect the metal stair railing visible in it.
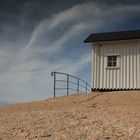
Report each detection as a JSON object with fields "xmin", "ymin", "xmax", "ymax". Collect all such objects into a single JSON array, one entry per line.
[{"xmin": 51, "ymin": 72, "xmax": 91, "ymax": 98}]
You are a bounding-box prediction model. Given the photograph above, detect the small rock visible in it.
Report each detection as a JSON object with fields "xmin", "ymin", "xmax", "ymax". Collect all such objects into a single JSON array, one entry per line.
[
  {"xmin": 41, "ymin": 131, "xmax": 52, "ymax": 137},
  {"xmin": 104, "ymin": 136, "xmax": 111, "ymax": 139}
]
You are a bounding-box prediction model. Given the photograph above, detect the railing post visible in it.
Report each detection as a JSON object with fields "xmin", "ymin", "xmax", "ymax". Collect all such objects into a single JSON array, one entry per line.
[
  {"xmin": 67, "ymin": 74, "xmax": 69, "ymax": 96},
  {"xmin": 54, "ymin": 72, "xmax": 56, "ymax": 98},
  {"xmin": 77, "ymin": 78, "xmax": 79, "ymax": 94},
  {"xmin": 86, "ymin": 83, "xmax": 87, "ymax": 93}
]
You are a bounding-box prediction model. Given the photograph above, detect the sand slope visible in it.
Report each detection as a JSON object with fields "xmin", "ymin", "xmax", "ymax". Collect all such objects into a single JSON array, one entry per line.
[{"xmin": 0, "ymin": 91, "xmax": 140, "ymax": 140}]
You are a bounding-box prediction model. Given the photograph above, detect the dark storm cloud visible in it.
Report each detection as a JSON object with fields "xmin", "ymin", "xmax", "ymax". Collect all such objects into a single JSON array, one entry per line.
[
  {"xmin": 0, "ymin": 0, "xmax": 139, "ymax": 46},
  {"xmin": 0, "ymin": 0, "xmax": 89, "ymax": 48},
  {"xmin": 0, "ymin": 0, "xmax": 89, "ymax": 25}
]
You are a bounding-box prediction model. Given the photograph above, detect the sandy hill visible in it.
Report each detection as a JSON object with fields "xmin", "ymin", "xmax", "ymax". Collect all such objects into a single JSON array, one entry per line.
[{"xmin": 0, "ymin": 91, "xmax": 140, "ymax": 140}]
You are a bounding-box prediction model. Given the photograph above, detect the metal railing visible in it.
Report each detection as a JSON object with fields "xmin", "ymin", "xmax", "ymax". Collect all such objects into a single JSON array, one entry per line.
[{"xmin": 51, "ymin": 72, "xmax": 91, "ymax": 98}]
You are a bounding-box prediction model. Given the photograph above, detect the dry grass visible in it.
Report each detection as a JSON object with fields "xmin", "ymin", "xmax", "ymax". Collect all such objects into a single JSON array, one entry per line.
[{"xmin": 0, "ymin": 91, "xmax": 140, "ymax": 140}]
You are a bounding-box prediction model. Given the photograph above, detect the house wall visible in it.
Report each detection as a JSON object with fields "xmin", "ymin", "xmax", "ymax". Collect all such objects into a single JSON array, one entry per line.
[{"xmin": 92, "ymin": 39, "xmax": 140, "ymax": 90}]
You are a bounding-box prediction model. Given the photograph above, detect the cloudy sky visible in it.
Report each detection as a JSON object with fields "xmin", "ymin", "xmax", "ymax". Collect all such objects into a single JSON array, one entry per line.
[{"xmin": 0, "ymin": 0, "xmax": 140, "ymax": 104}]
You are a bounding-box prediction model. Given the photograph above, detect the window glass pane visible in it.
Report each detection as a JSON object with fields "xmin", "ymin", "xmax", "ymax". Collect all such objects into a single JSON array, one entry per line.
[
  {"xmin": 112, "ymin": 56, "xmax": 117, "ymax": 61},
  {"xmin": 108, "ymin": 56, "xmax": 113, "ymax": 62},
  {"xmin": 108, "ymin": 62, "xmax": 112, "ymax": 67},
  {"xmin": 113, "ymin": 62, "xmax": 117, "ymax": 66}
]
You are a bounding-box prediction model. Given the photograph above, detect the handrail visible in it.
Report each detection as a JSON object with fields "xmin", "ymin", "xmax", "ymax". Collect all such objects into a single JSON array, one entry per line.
[{"xmin": 51, "ymin": 72, "xmax": 91, "ymax": 98}]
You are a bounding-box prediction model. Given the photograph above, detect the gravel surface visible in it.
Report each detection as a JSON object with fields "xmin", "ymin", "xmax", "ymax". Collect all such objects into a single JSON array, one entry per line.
[{"xmin": 0, "ymin": 91, "xmax": 140, "ymax": 140}]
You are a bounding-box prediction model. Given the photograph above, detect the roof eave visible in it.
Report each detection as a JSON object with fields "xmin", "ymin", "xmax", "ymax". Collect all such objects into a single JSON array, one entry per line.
[{"xmin": 84, "ymin": 37, "xmax": 140, "ymax": 43}]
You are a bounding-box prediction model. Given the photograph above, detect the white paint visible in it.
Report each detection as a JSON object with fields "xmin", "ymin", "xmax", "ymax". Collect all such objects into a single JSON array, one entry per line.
[{"xmin": 92, "ymin": 39, "xmax": 140, "ymax": 90}]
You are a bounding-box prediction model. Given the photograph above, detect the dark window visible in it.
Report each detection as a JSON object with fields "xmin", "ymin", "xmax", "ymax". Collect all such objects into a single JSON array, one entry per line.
[{"xmin": 107, "ymin": 56, "xmax": 117, "ymax": 67}]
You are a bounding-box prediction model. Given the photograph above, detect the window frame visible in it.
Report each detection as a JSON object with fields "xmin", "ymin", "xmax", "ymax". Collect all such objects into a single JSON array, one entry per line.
[
  {"xmin": 106, "ymin": 54, "xmax": 120, "ymax": 69},
  {"xmin": 107, "ymin": 55, "xmax": 117, "ymax": 67}
]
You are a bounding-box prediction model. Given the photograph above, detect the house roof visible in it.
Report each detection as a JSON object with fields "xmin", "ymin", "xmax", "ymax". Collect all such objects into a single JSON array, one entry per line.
[{"xmin": 84, "ymin": 29, "xmax": 140, "ymax": 43}]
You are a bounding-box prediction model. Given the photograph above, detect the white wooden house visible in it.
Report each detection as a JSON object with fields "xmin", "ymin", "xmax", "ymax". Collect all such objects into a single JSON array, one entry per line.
[{"xmin": 84, "ymin": 30, "xmax": 140, "ymax": 90}]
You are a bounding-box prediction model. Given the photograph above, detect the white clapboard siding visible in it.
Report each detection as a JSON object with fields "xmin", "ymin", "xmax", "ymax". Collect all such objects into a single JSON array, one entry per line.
[{"xmin": 92, "ymin": 39, "xmax": 140, "ymax": 90}]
